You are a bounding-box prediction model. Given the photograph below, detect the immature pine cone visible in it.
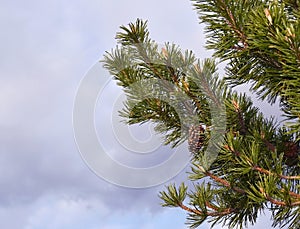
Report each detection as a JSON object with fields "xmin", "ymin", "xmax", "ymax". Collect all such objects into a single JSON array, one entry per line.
[
  {"xmin": 188, "ymin": 125, "xmax": 205, "ymax": 154},
  {"xmin": 283, "ymin": 141, "xmax": 299, "ymax": 166}
]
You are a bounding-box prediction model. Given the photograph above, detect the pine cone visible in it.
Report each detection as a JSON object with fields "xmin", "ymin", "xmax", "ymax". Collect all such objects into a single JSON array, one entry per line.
[
  {"xmin": 283, "ymin": 141, "xmax": 299, "ymax": 166},
  {"xmin": 188, "ymin": 125, "xmax": 205, "ymax": 154}
]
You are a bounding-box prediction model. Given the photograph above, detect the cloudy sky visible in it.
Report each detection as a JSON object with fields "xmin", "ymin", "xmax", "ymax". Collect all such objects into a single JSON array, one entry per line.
[{"xmin": 0, "ymin": 0, "xmax": 283, "ymax": 228}]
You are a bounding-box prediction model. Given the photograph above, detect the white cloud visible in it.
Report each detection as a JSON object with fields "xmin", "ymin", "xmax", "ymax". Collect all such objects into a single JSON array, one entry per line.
[{"xmin": 23, "ymin": 195, "xmax": 109, "ymax": 229}]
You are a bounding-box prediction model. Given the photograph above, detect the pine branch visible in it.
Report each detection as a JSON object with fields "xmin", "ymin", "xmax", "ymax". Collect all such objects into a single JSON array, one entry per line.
[{"xmin": 104, "ymin": 10, "xmax": 300, "ymax": 227}]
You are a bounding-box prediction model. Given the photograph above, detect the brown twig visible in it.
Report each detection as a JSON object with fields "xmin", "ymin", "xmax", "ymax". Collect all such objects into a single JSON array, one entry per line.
[
  {"xmin": 266, "ymin": 195, "xmax": 300, "ymax": 207},
  {"xmin": 195, "ymin": 164, "xmax": 246, "ymax": 194},
  {"xmin": 205, "ymin": 201, "xmax": 219, "ymax": 211},
  {"xmin": 252, "ymin": 165, "xmax": 300, "ymax": 180},
  {"xmin": 206, "ymin": 171, "xmax": 246, "ymax": 194},
  {"xmin": 178, "ymin": 202, "xmax": 202, "ymax": 215},
  {"xmin": 287, "ymin": 191, "xmax": 300, "ymax": 199},
  {"xmin": 178, "ymin": 202, "xmax": 235, "ymax": 216},
  {"xmin": 224, "ymin": 144, "xmax": 241, "ymax": 156}
]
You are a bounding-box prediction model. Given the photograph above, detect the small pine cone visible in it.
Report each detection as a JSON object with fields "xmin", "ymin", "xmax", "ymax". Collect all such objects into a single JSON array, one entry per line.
[
  {"xmin": 188, "ymin": 125, "xmax": 205, "ymax": 154},
  {"xmin": 283, "ymin": 141, "xmax": 299, "ymax": 166}
]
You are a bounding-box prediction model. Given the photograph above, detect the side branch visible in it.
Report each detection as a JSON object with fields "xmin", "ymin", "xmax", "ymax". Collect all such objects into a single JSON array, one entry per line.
[
  {"xmin": 252, "ymin": 165, "xmax": 300, "ymax": 180},
  {"xmin": 224, "ymin": 141, "xmax": 300, "ymax": 181},
  {"xmin": 196, "ymin": 164, "xmax": 246, "ymax": 194},
  {"xmin": 220, "ymin": 0, "xmax": 248, "ymax": 48},
  {"xmin": 196, "ymin": 165, "xmax": 300, "ymax": 206},
  {"xmin": 266, "ymin": 195, "xmax": 300, "ymax": 207},
  {"xmin": 232, "ymin": 99, "xmax": 247, "ymax": 135},
  {"xmin": 205, "ymin": 170, "xmax": 246, "ymax": 194}
]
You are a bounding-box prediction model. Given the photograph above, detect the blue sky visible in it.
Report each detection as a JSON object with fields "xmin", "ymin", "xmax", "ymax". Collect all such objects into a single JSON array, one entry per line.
[{"xmin": 0, "ymin": 0, "xmax": 283, "ymax": 228}]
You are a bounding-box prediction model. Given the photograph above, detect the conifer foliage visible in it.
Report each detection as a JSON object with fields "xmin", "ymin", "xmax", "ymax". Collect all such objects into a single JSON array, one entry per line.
[{"xmin": 102, "ymin": 0, "xmax": 300, "ymax": 228}]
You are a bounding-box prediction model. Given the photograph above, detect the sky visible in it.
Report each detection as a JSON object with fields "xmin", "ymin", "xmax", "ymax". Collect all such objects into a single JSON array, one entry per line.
[{"xmin": 0, "ymin": 0, "xmax": 283, "ymax": 229}]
